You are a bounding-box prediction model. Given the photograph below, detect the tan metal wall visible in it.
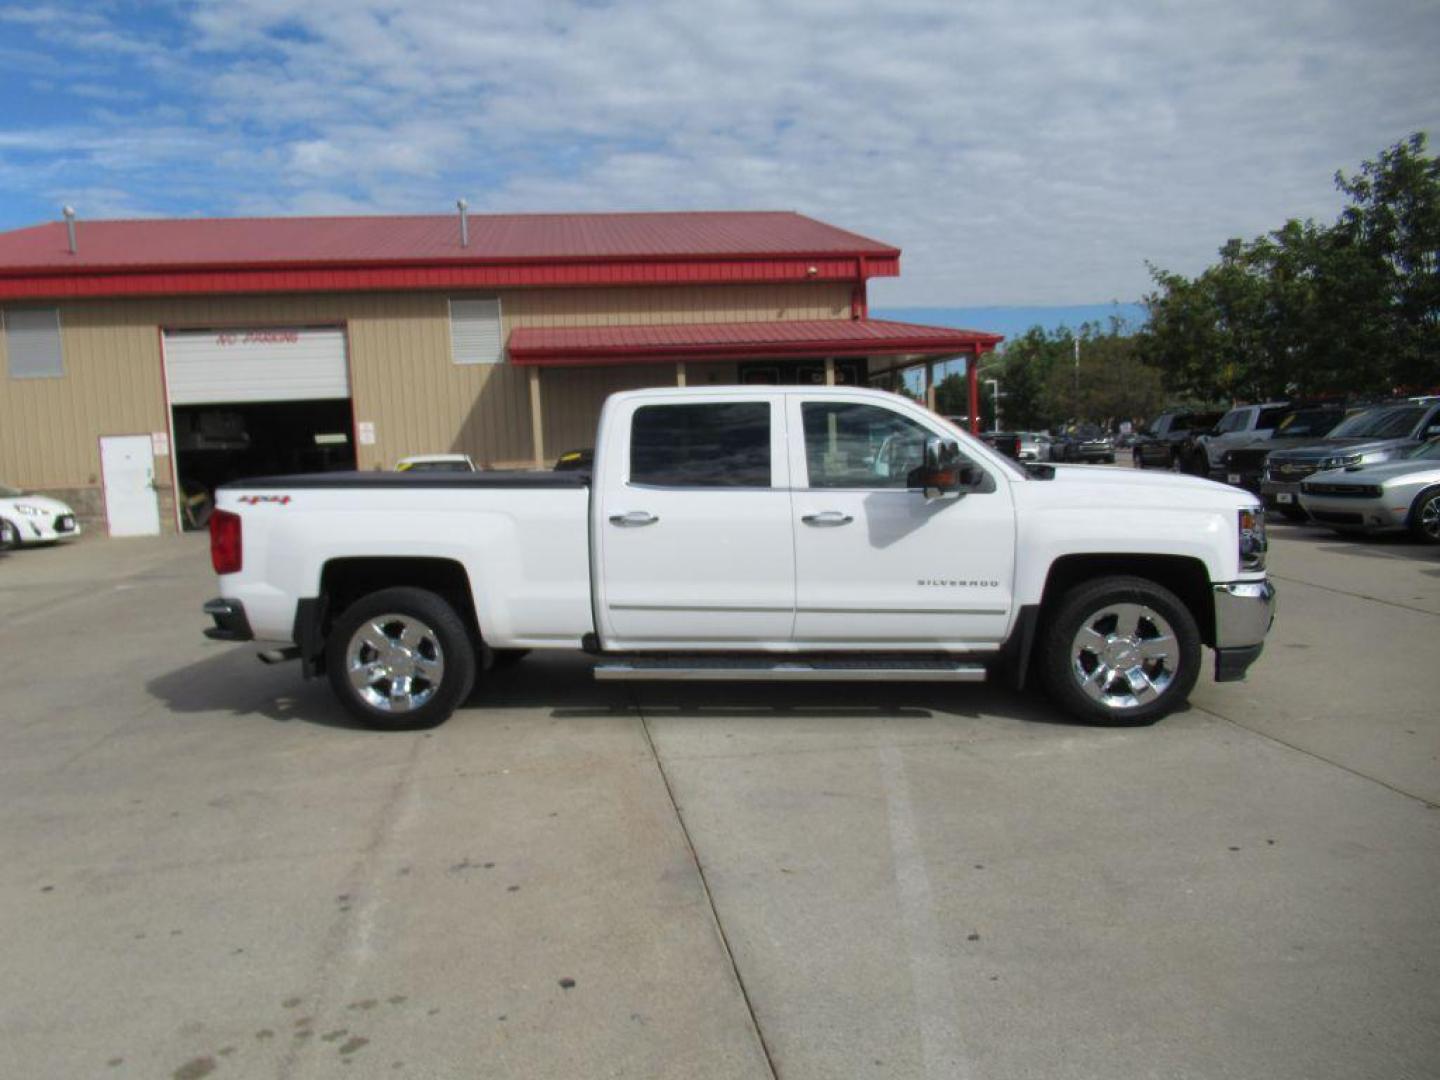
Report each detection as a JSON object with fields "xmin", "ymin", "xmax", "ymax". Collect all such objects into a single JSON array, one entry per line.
[{"xmin": 0, "ymin": 282, "xmax": 850, "ymax": 521}]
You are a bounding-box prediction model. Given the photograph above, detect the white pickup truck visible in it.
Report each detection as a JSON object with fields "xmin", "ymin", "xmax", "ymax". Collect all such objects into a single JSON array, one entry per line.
[{"xmin": 204, "ymin": 386, "xmax": 1275, "ymax": 729}]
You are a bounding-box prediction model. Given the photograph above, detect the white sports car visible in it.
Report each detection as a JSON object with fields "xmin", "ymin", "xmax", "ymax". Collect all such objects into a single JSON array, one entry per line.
[{"xmin": 0, "ymin": 483, "xmax": 82, "ymax": 549}]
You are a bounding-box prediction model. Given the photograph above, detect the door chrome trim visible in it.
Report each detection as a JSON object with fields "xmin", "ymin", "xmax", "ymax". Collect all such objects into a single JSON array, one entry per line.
[{"xmin": 609, "ymin": 603, "xmax": 792, "ymax": 613}]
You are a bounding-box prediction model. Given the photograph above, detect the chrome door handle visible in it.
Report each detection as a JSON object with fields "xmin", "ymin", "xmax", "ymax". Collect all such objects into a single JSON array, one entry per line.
[
  {"xmin": 609, "ymin": 511, "xmax": 659, "ymax": 527},
  {"xmin": 801, "ymin": 511, "xmax": 854, "ymax": 527}
]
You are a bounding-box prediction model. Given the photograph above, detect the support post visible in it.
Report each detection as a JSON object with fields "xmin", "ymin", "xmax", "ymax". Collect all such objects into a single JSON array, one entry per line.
[
  {"xmin": 528, "ymin": 366, "xmax": 545, "ymax": 468},
  {"xmin": 968, "ymin": 348, "xmax": 980, "ymax": 434},
  {"xmin": 925, "ymin": 360, "xmax": 936, "ymax": 411},
  {"xmin": 824, "ymin": 357, "xmax": 836, "ymax": 386},
  {"xmin": 676, "ymin": 362, "xmax": 687, "ymax": 387}
]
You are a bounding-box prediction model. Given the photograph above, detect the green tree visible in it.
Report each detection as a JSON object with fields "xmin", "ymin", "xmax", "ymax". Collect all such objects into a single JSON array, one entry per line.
[
  {"xmin": 1138, "ymin": 134, "xmax": 1439, "ymax": 400},
  {"xmin": 1040, "ymin": 321, "xmax": 1164, "ymax": 428}
]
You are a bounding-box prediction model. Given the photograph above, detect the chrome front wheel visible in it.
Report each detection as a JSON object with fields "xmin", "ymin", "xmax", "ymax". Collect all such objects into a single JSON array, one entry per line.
[
  {"xmin": 1070, "ymin": 602, "xmax": 1178, "ymax": 710},
  {"xmin": 1039, "ymin": 576, "xmax": 1202, "ymax": 726},
  {"xmin": 1413, "ymin": 490, "xmax": 1440, "ymax": 545}
]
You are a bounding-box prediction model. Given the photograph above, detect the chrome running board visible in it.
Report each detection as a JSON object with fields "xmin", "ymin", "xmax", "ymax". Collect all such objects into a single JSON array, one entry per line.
[{"xmin": 594, "ymin": 658, "xmax": 987, "ymax": 683}]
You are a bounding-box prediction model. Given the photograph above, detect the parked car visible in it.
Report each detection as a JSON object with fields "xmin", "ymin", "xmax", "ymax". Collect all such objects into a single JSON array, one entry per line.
[
  {"xmin": 1133, "ymin": 410, "xmax": 1225, "ymax": 469},
  {"xmin": 0, "ymin": 483, "xmax": 82, "ymax": 549},
  {"xmin": 1053, "ymin": 425, "xmax": 1115, "ymax": 463},
  {"xmin": 1262, "ymin": 400, "xmax": 1440, "ymax": 515},
  {"xmin": 1016, "ymin": 432, "xmax": 1052, "ymax": 462},
  {"xmin": 1299, "ymin": 437, "xmax": 1440, "ymax": 542},
  {"xmin": 396, "ymin": 454, "xmax": 476, "ymax": 473},
  {"xmin": 1183, "ymin": 402, "xmax": 1291, "ymax": 475},
  {"xmin": 1218, "ymin": 403, "xmax": 1349, "ymax": 510},
  {"xmin": 204, "ymin": 386, "xmax": 1275, "ymax": 731},
  {"xmin": 980, "ymin": 432, "xmax": 1023, "ymax": 460}
]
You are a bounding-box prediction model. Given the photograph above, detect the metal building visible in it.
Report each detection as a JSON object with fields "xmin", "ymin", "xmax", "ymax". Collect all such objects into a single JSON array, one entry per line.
[{"xmin": 0, "ymin": 209, "xmax": 1000, "ymax": 535}]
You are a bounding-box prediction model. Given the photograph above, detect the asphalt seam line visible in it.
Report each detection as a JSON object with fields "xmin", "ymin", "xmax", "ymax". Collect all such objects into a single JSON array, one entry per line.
[
  {"xmin": 631, "ymin": 686, "xmax": 780, "ymax": 1080},
  {"xmin": 1200, "ymin": 703, "xmax": 1437, "ymax": 808},
  {"xmin": 1270, "ymin": 572, "xmax": 1440, "ymax": 618}
]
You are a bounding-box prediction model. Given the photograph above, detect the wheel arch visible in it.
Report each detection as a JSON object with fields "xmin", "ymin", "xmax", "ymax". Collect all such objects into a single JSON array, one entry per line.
[
  {"xmin": 1040, "ymin": 554, "xmax": 1215, "ymax": 645},
  {"xmin": 1406, "ymin": 483, "xmax": 1440, "ymax": 530},
  {"xmin": 312, "ymin": 557, "xmax": 482, "ymax": 673}
]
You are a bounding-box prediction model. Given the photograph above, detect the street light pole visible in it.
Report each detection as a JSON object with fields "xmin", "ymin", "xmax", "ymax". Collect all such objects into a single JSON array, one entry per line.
[
  {"xmin": 985, "ymin": 378, "xmax": 1003, "ymax": 432},
  {"xmin": 1073, "ymin": 336, "xmax": 1080, "ymax": 406}
]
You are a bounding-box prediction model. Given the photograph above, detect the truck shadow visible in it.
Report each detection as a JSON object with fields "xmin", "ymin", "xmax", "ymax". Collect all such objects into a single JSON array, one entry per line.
[{"xmin": 149, "ymin": 647, "xmax": 1096, "ymax": 731}]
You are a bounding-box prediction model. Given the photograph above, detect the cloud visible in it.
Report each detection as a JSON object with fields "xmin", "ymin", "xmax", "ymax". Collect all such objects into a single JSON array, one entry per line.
[{"xmin": 0, "ymin": 0, "xmax": 1438, "ymax": 303}]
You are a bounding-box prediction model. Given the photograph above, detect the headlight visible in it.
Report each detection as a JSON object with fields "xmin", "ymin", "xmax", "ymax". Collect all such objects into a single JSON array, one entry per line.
[
  {"xmin": 1239, "ymin": 507, "xmax": 1267, "ymax": 572},
  {"xmin": 1324, "ymin": 453, "xmax": 1362, "ymax": 469},
  {"xmin": 14, "ymin": 503, "xmax": 42, "ymax": 516}
]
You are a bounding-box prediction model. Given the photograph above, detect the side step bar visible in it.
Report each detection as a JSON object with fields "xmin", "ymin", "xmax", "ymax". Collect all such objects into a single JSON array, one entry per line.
[{"xmin": 594, "ymin": 658, "xmax": 987, "ymax": 683}]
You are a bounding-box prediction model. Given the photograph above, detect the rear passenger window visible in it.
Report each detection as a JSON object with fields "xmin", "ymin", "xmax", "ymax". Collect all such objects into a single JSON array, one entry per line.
[{"xmin": 629, "ymin": 402, "xmax": 771, "ymax": 487}]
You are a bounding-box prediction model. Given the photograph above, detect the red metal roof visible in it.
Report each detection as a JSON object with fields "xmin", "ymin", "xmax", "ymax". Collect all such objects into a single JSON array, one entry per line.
[
  {"xmin": 0, "ymin": 211, "xmax": 900, "ymax": 300},
  {"xmin": 508, "ymin": 319, "xmax": 1002, "ymax": 366}
]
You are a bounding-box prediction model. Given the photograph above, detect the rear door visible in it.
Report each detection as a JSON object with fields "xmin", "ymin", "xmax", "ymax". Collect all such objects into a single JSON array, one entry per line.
[
  {"xmin": 787, "ymin": 395, "xmax": 1016, "ymax": 649},
  {"xmin": 594, "ymin": 393, "xmax": 795, "ymax": 649}
]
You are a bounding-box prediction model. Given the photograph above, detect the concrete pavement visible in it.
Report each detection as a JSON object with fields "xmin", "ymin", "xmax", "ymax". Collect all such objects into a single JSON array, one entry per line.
[{"xmin": 1, "ymin": 527, "xmax": 1437, "ymax": 1078}]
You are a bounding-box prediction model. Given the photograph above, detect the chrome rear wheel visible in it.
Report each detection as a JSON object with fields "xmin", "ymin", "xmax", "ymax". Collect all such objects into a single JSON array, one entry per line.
[
  {"xmin": 345, "ymin": 613, "xmax": 446, "ymax": 713},
  {"xmin": 325, "ymin": 587, "xmax": 476, "ymax": 729}
]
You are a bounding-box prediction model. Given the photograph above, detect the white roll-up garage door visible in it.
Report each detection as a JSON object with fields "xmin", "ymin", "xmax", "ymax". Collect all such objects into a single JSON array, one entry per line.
[{"xmin": 164, "ymin": 326, "xmax": 349, "ymax": 405}]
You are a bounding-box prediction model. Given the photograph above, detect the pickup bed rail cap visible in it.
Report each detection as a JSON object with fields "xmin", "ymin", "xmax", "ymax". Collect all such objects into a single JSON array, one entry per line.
[{"xmin": 220, "ymin": 470, "xmax": 590, "ymax": 491}]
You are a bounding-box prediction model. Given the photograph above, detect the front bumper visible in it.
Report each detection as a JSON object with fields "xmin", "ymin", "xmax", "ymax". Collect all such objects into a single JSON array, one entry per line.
[
  {"xmin": 203, "ymin": 597, "xmax": 254, "ymax": 641},
  {"xmin": 1212, "ymin": 579, "xmax": 1276, "ymax": 682},
  {"xmin": 10, "ymin": 513, "xmax": 82, "ymax": 544},
  {"xmin": 1213, "ymin": 468, "xmax": 1261, "ymax": 495},
  {"xmin": 1297, "ymin": 493, "xmax": 1405, "ymax": 532},
  {"xmin": 1260, "ymin": 478, "xmax": 1305, "ymax": 510}
]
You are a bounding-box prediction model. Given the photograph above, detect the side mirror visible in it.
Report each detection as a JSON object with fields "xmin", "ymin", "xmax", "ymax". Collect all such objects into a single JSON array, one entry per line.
[{"xmin": 912, "ymin": 439, "xmax": 972, "ymax": 501}]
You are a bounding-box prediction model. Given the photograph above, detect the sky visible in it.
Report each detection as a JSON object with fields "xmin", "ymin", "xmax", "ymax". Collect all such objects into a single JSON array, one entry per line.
[{"xmin": 1, "ymin": 0, "xmax": 1437, "ymax": 307}]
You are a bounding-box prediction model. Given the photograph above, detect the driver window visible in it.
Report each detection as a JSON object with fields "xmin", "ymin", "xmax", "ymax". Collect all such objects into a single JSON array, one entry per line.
[{"xmin": 801, "ymin": 401, "xmax": 937, "ymax": 489}]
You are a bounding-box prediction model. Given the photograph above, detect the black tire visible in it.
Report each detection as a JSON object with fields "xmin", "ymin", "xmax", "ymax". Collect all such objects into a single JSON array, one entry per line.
[
  {"xmin": 1410, "ymin": 487, "xmax": 1440, "ymax": 545},
  {"xmin": 1279, "ymin": 505, "xmax": 1308, "ymax": 523},
  {"xmin": 1037, "ymin": 575, "xmax": 1202, "ymax": 726},
  {"xmin": 490, "ymin": 648, "xmax": 532, "ymax": 667},
  {"xmin": 0, "ymin": 518, "xmax": 17, "ymax": 550},
  {"xmin": 325, "ymin": 587, "xmax": 476, "ymax": 730}
]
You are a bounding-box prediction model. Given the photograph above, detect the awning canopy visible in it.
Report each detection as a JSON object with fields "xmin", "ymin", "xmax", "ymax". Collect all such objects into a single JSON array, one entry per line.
[{"xmin": 507, "ymin": 318, "xmax": 1002, "ymax": 367}]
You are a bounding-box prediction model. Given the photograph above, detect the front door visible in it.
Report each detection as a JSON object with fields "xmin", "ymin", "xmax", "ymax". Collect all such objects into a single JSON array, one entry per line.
[
  {"xmin": 787, "ymin": 396, "xmax": 1016, "ymax": 649},
  {"xmin": 594, "ymin": 394, "xmax": 795, "ymax": 648},
  {"xmin": 100, "ymin": 435, "xmax": 161, "ymax": 537}
]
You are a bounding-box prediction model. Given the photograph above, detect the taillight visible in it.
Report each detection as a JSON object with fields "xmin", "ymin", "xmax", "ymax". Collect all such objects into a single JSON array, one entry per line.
[{"xmin": 210, "ymin": 509, "xmax": 242, "ymax": 575}]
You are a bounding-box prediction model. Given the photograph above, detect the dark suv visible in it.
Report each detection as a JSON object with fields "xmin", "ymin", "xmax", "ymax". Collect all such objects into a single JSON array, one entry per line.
[
  {"xmin": 1133, "ymin": 409, "xmax": 1225, "ymax": 469},
  {"xmin": 1219, "ymin": 404, "xmax": 1348, "ymax": 505},
  {"xmin": 1261, "ymin": 400, "xmax": 1440, "ymax": 517},
  {"xmin": 1054, "ymin": 425, "xmax": 1115, "ymax": 463}
]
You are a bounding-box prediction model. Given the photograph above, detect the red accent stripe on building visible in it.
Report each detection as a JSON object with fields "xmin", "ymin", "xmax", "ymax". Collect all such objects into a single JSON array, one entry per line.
[{"xmin": 0, "ymin": 256, "xmax": 900, "ymax": 302}]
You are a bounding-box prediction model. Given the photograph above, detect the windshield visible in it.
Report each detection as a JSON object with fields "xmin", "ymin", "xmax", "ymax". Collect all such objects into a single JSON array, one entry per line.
[
  {"xmin": 0, "ymin": 483, "xmax": 22, "ymax": 498},
  {"xmin": 1328, "ymin": 405, "xmax": 1427, "ymax": 439},
  {"xmin": 1276, "ymin": 409, "xmax": 1343, "ymax": 438}
]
